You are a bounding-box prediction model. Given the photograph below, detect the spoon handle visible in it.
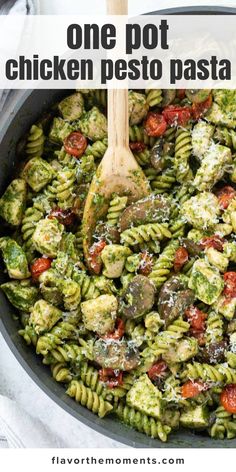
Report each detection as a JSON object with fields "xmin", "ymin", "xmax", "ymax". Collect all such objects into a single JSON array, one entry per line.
[
  {"xmin": 106, "ymin": 0, "xmax": 128, "ymax": 15},
  {"xmin": 106, "ymin": 1, "xmax": 129, "ymax": 150},
  {"xmin": 107, "ymin": 89, "xmax": 129, "ymax": 149}
]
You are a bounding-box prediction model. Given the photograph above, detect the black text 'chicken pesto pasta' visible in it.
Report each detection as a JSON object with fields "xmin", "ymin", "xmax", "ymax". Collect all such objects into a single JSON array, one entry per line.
[{"xmin": 1, "ymin": 89, "xmax": 236, "ymax": 442}]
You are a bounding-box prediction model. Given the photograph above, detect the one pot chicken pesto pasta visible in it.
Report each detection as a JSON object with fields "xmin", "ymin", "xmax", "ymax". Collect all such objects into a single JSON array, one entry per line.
[{"xmin": 1, "ymin": 88, "xmax": 236, "ymax": 443}]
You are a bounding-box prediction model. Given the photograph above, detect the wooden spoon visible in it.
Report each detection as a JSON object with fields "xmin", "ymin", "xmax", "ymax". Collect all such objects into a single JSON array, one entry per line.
[{"xmin": 82, "ymin": 0, "xmax": 150, "ymax": 272}]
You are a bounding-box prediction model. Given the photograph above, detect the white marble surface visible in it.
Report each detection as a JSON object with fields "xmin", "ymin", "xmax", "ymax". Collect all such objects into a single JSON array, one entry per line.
[{"xmin": 1, "ymin": 0, "xmax": 236, "ymax": 449}]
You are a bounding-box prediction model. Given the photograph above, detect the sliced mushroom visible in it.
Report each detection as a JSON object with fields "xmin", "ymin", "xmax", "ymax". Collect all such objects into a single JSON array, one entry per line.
[
  {"xmin": 162, "ymin": 90, "xmax": 176, "ymax": 107},
  {"xmin": 150, "ymin": 140, "xmax": 165, "ymax": 172},
  {"xmin": 158, "ymin": 275, "xmax": 195, "ymax": 326},
  {"xmin": 119, "ymin": 195, "xmax": 170, "ymax": 232},
  {"xmin": 120, "ymin": 275, "xmax": 156, "ymax": 319},
  {"xmin": 185, "ymin": 89, "xmax": 211, "ymax": 104},
  {"xmin": 94, "ymin": 222, "xmax": 120, "ymax": 244},
  {"xmin": 181, "ymin": 238, "xmax": 204, "ymax": 257},
  {"xmin": 198, "ymin": 340, "xmax": 227, "ymax": 365},
  {"xmin": 93, "ymin": 338, "xmax": 140, "ymax": 371}
]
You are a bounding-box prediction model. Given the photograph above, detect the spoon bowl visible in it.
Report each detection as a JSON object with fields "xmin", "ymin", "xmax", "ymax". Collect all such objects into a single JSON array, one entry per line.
[{"xmin": 82, "ymin": 88, "xmax": 150, "ymax": 270}]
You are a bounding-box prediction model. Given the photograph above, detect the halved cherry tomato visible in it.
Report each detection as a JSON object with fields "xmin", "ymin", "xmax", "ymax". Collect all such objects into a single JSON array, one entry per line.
[
  {"xmin": 174, "ymin": 247, "xmax": 189, "ymax": 272},
  {"xmin": 107, "ymin": 372, "xmax": 123, "ymax": 388},
  {"xmin": 144, "ymin": 112, "xmax": 167, "ymax": 137},
  {"xmin": 99, "ymin": 368, "xmax": 123, "ymax": 388},
  {"xmin": 200, "ymin": 235, "xmax": 225, "ymax": 252},
  {"xmin": 138, "ymin": 251, "xmax": 153, "ymax": 276},
  {"xmin": 103, "ymin": 318, "xmax": 125, "ymax": 340},
  {"xmin": 99, "ymin": 368, "xmax": 114, "ymax": 378},
  {"xmin": 162, "ymin": 105, "xmax": 192, "ymax": 127},
  {"xmin": 181, "ymin": 380, "xmax": 209, "ymax": 399},
  {"xmin": 31, "ymin": 257, "xmax": 52, "ymax": 280},
  {"xmin": 64, "ymin": 131, "xmax": 87, "ymax": 158},
  {"xmin": 129, "ymin": 142, "xmax": 146, "ymax": 153},
  {"xmin": 216, "ymin": 186, "xmax": 236, "ymax": 210},
  {"xmin": 177, "ymin": 89, "xmax": 186, "ymax": 100},
  {"xmin": 148, "ymin": 361, "xmax": 168, "ymax": 381},
  {"xmin": 220, "ymin": 384, "xmax": 236, "ymax": 413},
  {"xmin": 192, "ymin": 94, "xmax": 212, "ymax": 120},
  {"xmin": 185, "ymin": 306, "xmax": 207, "ymax": 332},
  {"xmin": 49, "ymin": 207, "xmax": 76, "ymax": 226},
  {"xmin": 223, "ymin": 272, "xmax": 236, "ymax": 299},
  {"xmin": 88, "ymin": 239, "xmax": 107, "ymax": 275}
]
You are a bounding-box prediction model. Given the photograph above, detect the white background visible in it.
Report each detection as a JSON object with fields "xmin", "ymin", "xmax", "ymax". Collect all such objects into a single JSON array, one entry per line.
[
  {"xmin": 1, "ymin": 448, "xmax": 236, "ymax": 471},
  {"xmin": 1, "ymin": 15, "xmax": 235, "ymax": 89},
  {"xmin": 1, "ymin": 0, "xmax": 236, "ymax": 450}
]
